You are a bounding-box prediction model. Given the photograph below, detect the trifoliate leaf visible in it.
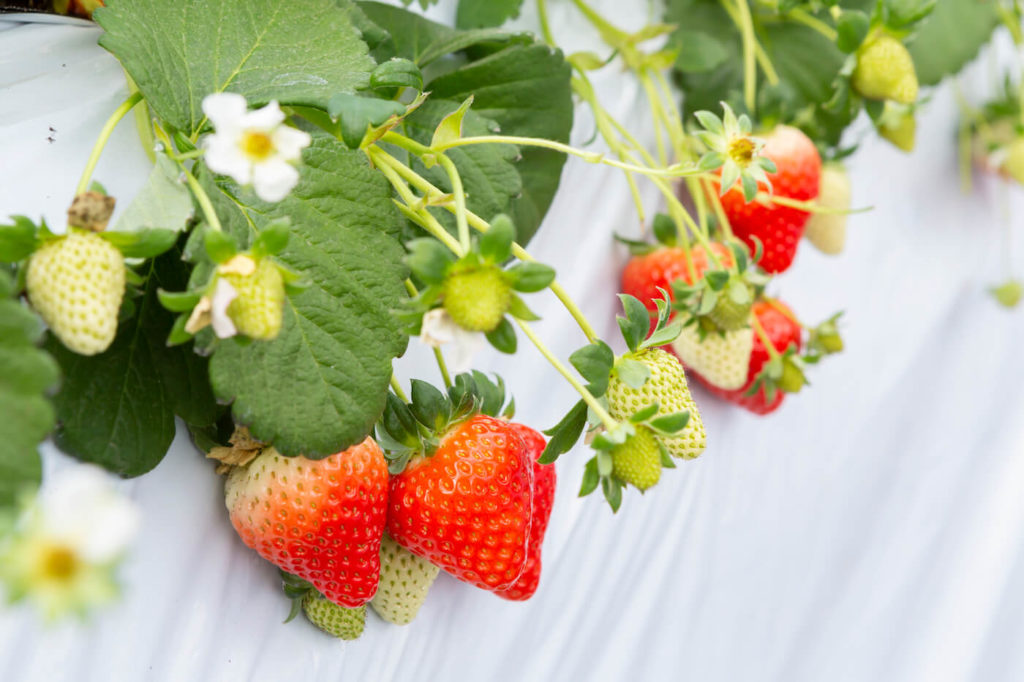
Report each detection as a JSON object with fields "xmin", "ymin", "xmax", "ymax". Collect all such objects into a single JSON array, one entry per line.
[{"xmin": 97, "ymin": 0, "xmax": 374, "ymax": 135}]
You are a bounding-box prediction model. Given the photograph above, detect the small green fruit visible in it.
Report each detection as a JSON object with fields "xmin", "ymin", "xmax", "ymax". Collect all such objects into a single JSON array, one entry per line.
[
  {"xmin": 442, "ymin": 265, "xmax": 512, "ymax": 332},
  {"xmin": 611, "ymin": 428, "xmax": 662, "ymax": 491},
  {"xmin": 853, "ymin": 33, "xmax": 919, "ymax": 104},
  {"xmin": 302, "ymin": 592, "xmax": 366, "ymax": 640},
  {"xmin": 1001, "ymin": 139, "xmax": 1024, "ymax": 186},
  {"xmin": 222, "ymin": 257, "xmax": 285, "ymax": 340},
  {"xmin": 778, "ymin": 360, "xmax": 806, "ymax": 394},
  {"xmin": 991, "ymin": 280, "xmax": 1023, "ymax": 309}
]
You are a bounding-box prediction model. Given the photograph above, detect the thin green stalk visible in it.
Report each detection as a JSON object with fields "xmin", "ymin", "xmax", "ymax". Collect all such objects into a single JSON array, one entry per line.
[
  {"xmin": 390, "ymin": 375, "xmax": 410, "ymax": 402},
  {"xmin": 75, "ymin": 92, "xmax": 143, "ymax": 195},
  {"xmin": 787, "ymin": 9, "xmax": 837, "ymax": 41},
  {"xmin": 154, "ymin": 123, "xmax": 224, "ymax": 233},
  {"xmin": 514, "ymin": 318, "xmax": 617, "ymax": 430},
  {"xmin": 371, "ymin": 146, "xmax": 601, "ymax": 342},
  {"xmin": 437, "ymin": 154, "xmax": 471, "ymax": 253},
  {"xmin": 733, "ymin": 0, "xmax": 758, "ymax": 113},
  {"xmin": 536, "ymin": 0, "xmax": 556, "ymax": 45},
  {"xmin": 751, "ymin": 313, "xmax": 780, "ymax": 360},
  {"xmin": 432, "ymin": 347, "xmax": 453, "ymax": 389}
]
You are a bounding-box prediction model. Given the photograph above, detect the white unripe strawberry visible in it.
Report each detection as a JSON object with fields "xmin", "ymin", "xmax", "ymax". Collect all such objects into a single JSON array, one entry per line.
[{"xmin": 26, "ymin": 230, "xmax": 125, "ymax": 355}]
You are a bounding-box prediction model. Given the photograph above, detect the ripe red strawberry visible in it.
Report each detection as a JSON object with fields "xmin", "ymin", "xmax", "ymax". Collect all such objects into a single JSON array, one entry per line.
[
  {"xmin": 621, "ymin": 242, "xmax": 733, "ymax": 312},
  {"xmin": 716, "ymin": 126, "xmax": 821, "ymax": 273},
  {"xmin": 692, "ymin": 300, "xmax": 802, "ymax": 414},
  {"xmin": 387, "ymin": 414, "xmax": 534, "ymax": 592},
  {"xmin": 496, "ymin": 423, "xmax": 556, "ymax": 601},
  {"xmin": 225, "ymin": 438, "xmax": 388, "ymax": 607}
]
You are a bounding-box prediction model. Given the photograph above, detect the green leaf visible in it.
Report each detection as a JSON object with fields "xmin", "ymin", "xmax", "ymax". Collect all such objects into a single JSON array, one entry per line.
[
  {"xmin": 425, "ymin": 40, "xmax": 573, "ymax": 245},
  {"xmin": 456, "ymin": 0, "xmax": 525, "ymax": 29},
  {"xmin": 370, "ymin": 57, "xmax": 423, "ymax": 91},
  {"xmin": 0, "ymin": 216, "xmax": 41, "ymax": 263},
  {"xmin": 328, "ymin": 94, "xmax": 407, "ymax": 148},
  {"xmin": 479, "ymin": 214, "xmax": 516, "ymax": 263},
  {"xmin": 111, "ymin": 153, "xmax": 193, "ymax": 235},
  {"xmin": 47, "ymin": 246, "xmax": 217, "ymax": 477},
  {"xmin": 569, "ymin": 341, "xmax": 614, "ymax": 396},
  {"xmin": 578, "ymin": 457, "xmax": 600, "ymax": 496},
  {"xmin": 615, "ymin": 357, "xmax": 651, "ymax": 390},
  {"xmin": 485, "ymin": 317, "xmax": 517, "ymax": 353},
  {"xmin": 204, "ymin": 137, "xmax": 409, "ymax": 457},
  {"xmin": 672, "ymin": 30, "xmax": 729, "ymax": 73},
  {"xmin": 508, "ymin": 262, "xmax": 555, "ymax": 292},
  {"xmin": 410, "ymin": 379, "xmax": 449, "ymax": 429},
  {"xmin": 100, "ymin": 228, "xmax": 179, "ymax": 259},
  {"xmin": 617, "ymin": 294, "xmax": 651, "ymax": 352},
  {"xmin": 406, "ymin": 238, "xmax": 455, "ymax": 285},
  {"xmin": 431, "ymin": 96, "xmax": 475, "ymax": 149},
  {"xmin": 907, "ymin": 0, "xmax": 999, "ymax": 86},
  {"xmin": 836, "ymin": 10, "xmax": 871, "ymax": 53},
  {"xmin": 96, "ymin": 0, "xmax": 374, "ymax": 135},
  {"xmin": 0, "ymin": 271, "xmax": 57, "ymax": 509},
  {"xmin": 539, "ymin": 399, "xmax": 587, "ymax": 464}
]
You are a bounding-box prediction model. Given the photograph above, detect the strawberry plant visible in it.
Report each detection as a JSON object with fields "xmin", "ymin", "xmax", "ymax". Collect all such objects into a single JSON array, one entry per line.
[{"xmin": 0, "ymin": 0, "xmax": 1009, "ymax": 632}]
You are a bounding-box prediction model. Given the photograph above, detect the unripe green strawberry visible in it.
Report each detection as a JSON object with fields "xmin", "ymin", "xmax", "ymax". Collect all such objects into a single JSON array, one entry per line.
[
  {"xmin": 606, "ymin": 348, "xmax": 706, "ymax": 459},
  {"xmin": 778, "ymin": 360, "xmax": 806, "ymax": 394},
  {"xmin": 671, "ymin": 323, "xmax": 753, "ymax": 391},
  {"xmin": 370, "ymin": 533, "xmax": 440, "ymax": 625},
  {"xmin": 302, "ymin": 592, "xmax": 366, "ymax": 640},
  {"xmin": 611, "ymin": 427, "xmax": 662, "ymax": 491},
  {"xmin": 441, "ymin": 264, "xmax": 511, "ymax": 332},
  {"xmin": 221, "ymin": 258, "xmax": 285, "ymax": 340},
  {"xmin": 853, "ymin": 33, "xmax": 918, "ymax": 104},
  {"xmin": 26, "ymin": 230, "xmax": 125, "ymax": 356},
  {"xmin": 879, "ymin": 110, "xmax": 916, "ymax": 152},
  {"xmin": 804, "ymin": 164, "xmax": 851, "ymax": 256}
]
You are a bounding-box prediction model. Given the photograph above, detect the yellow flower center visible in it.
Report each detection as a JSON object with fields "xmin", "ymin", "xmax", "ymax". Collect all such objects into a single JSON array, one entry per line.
[
  {"xmin": 728, "ymin": 136, "xmax": 756, "ymax": 166},
  {"xmin": 39, "ymin": 544, "xmax": 79, "ymax": 582},
  {"xmin": 240, "ymin": 131, "xmax": 275, "ymax": 160}
]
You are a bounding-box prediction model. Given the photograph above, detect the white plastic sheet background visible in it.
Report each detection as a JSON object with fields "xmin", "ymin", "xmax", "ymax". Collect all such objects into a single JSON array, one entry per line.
[{"xmin": 2, "ymin": 2, "xmax": 1024, "ymax": 680}]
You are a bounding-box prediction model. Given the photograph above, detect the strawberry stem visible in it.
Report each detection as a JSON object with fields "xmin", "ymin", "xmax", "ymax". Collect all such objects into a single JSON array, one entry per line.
[
  {"xmin": 75, "ymin": 91, "xmax": 143, "ymax": 197},
  {"xmin": 785, "ymin": 9, "xmax": 837, "ymax": 41},
  {"xmin": 513, "ymin": 317, "xmax": 618, "ymax": 430},
  {"xmin": 536, "ymin": 0, "xmax": 556, "ymax": 45},
  {"xmin": 390, "ymin": 374, "xmax": 409, "ymax": 403},
  {"xmin": 750, "ymin": 313, "xmax": 781, "ymax": 361},
  {"xmin": 153, "ymin": 122, "xmax": 225, "ymax": 233},
  {"xmin": 368, "ymin": 145, "xmax": 601, "ymax": 343},
  {"xmin": 405, "ymin": 278, "xmax": 454, "ymax": 388},
  {"xmin": 436, "ymin": 154, "xmax": 472, "ymax": 253}
]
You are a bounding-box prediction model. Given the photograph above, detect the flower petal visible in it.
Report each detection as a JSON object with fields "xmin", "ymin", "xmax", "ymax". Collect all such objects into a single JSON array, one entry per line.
[
  {"xmin": 243, "ymin": 100, "xmax": 285, "ymax": 131},
  {"xmin": 204, "ymin": 135, "xmax": 253, "ymax": 185},
  {"xmin": 252, "ymin": 160, "xmax": 300, "ymax": 203},
  {"xmin": 211, "ymin": 278, "xmax": 239, "ymax": 338},
  {"xmin": 202, "ymin": 92, "xmax": 248, "ymax": 131},
  {"xmin": 272, "ymin": 125, "xmax": 313, "ymax": 161}
]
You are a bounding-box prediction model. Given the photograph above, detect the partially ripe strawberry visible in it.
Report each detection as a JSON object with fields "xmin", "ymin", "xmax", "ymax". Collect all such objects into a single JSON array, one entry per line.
[
  {"xmin": 670, "ymin": 324, "xmax": 753, "ymax": 391},
  {"xmin": 693, "ymin": 301, "xmax": 802, "ymax": 415},
  {"xmin": 716, "ymin": 126, "xmax": 821, "ymax": 273},
  {"xmin": 803, "ymin": 164, "xmax": 851, "ymax": 256},
  {"xmin": 496, "ymin": 423, "xmax": 556, "ymax": 601},
  {"xmin": 26, "ymin": 230, "xmax": 125, "ymax": 355},
  {"xmin": 221, "ymin": 257, "xmax": 285, "ymax": 340},
  {"xmin": 606, "ymin": 348, "xmax": 706, "ymax": 460},
  {"xmin": 370, "ymin": 533, "xmax": 440, "ymax": 625},
  {"xmin": 225, "ymin": 438, "xmax": 388, "ymax": 607},
  {"xmin": 442, "ymin": 264, "xmax": 512, "ymax": 332},
  {"xmin": 611, "ymin": 427, "xmax": 662, "ymax": 491},
  {"xmin": 853, "ymin": 33, "xmax": 919, "ymax": 104},
  {"xmin": 621, "ymin": 243, "xmax": 732, "ymax": 312},
  {"xmin": 302, "ymin": 593, "xmax": 366, "ymax": 640},
  {"xmin": 387, "ymin": 414, "xmax": 533, "ymax": 592}
]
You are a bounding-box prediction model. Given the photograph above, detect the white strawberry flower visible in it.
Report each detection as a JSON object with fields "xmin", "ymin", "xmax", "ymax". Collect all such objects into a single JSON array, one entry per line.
[
  {"xmin": 201, "ymin": 93, "xmax": 312, "ymax": 203},
  {"xmin": 0, "ymin": 466, "xmax": 140, "ymax": 621},
  {"xmin": 420, "ymin": 308, "xmax": 485, "ymax": 374}
]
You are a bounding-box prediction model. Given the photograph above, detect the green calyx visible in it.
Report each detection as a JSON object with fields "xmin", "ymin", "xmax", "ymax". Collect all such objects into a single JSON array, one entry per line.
[
  {"xmin": 807, "ymin": 312, "xmax": 844, "ymax": 358},
  {"xmin": 746, "ymin": 347, "xmax": 807, "ymax": 402},
  {"xmin": 671, "ymin": 241, "xmax": 766, "ymax": 337},
  {"xmin": 376, "ymin": 371, "xmax": 514, "ymax": 474},
  {"xmin": 402, "ymin": 214, "xmax": 556, "ymax": 349}
]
